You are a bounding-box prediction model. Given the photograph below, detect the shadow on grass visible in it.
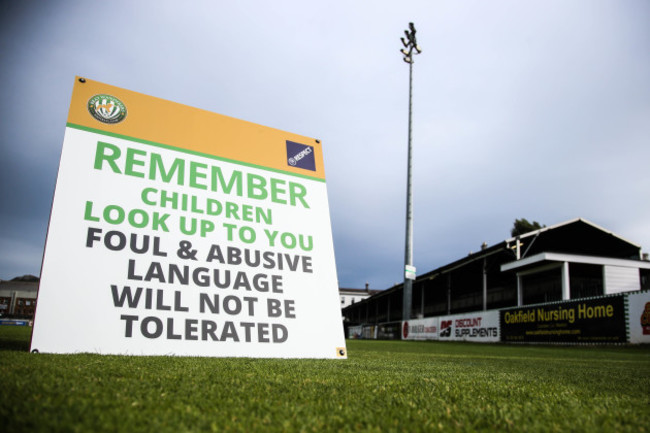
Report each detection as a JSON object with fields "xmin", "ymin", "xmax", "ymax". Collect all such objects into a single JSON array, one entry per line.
[
  {"xmin": 0, "ymin": 338, "xmax": 30, "ymax": 352},
  {"xmin": 0, "ymin": 327, "xmax": 32, "ymax": 352}
]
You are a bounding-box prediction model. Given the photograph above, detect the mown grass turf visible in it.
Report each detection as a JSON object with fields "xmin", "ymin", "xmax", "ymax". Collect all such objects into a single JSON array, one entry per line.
[{"xmin": 1, "ymin": 326, "xmax": 648, "ymax": 432}]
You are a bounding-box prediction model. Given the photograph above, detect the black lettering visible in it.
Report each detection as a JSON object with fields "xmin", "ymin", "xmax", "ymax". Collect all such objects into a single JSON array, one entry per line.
[
  {"xmin": 272, "ymin": 324, "xmax": 288, "ymax": 343},
  {"xmin": 202, "ymin": 320, "xmax": 219, "ymax": 341},
  {"xmin": 220, "ymin": 322, "xmax": 239, "ymax": 342},
  {"xmin": 241, "ymin": 322, "xmax": 255, "ymax": 342},
  {"xmin": 185, "ymin": 319, "xmax": 199, "ymax": 340},
  {"xmin": 111, "ymin": 285, "xmax": 142, "ymax": 308},
  {"xmin": 141, "ymin": 316, "xmax": 163, "ymax": 338},
  {"xmin": 166, "ymin": 317, "xmax": 182, "ymax": 340},
  {"xmin": 121, "ymin": 314, "xmax": 138, "ymax": 337}
]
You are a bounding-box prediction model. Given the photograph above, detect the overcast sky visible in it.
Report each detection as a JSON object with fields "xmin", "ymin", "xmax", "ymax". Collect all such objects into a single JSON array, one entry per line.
[{"xmin": 1, "ymin": 0, "xmax": 649, "ymax": 290}]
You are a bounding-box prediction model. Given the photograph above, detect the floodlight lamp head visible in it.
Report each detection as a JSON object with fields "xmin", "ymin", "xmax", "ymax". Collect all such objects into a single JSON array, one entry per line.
[
  {"xmin": 401, "ymin": 37, "xmax": 408, "ymax": 47},
  {"xmin": 409, "ymin": 22, "xmax": 415, "ymax": 31},
  {"xmin": 415, "ymin": 45, "xmax": 422, "ymax": 54},
  {"xmin": 400, "ymin": 48, "xmax": 410, "ymax": 56},
  {"xmin": 403, "ymin": 56, "xmax": 412, "ymax": 64}
]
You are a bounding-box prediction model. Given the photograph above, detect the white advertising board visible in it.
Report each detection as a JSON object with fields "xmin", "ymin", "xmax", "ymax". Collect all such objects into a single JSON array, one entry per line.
[
  {"xmin": 348, "ymin": 325, "xmax": 364, "ymax": 339},
  {"xmin": 437, "ymin": 310, "xmax": 500, "ymax": 343},
  {"xmin": 401, "ymin": 317, "xmax": 439, "ymax": 340},
  {"xmin": 31, "ymin": 77, "xmax": 347, "ymax": 358},
  {"xmin": 627, "ymin": 291, "xmax": 650, "ymax": 344}
]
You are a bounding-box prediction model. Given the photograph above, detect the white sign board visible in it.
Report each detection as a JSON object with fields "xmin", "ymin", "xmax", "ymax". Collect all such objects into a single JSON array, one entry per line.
[
  {"xmin": 348, "ymin": 325, "xmax": 364, "ymax": 339},
  {"xmin": 405, "ymin": 265, "xmax": 416, "ymax": 280},
  {"xmin": 31, "ymin": 77, "xmax": 347, "ymax": 358},
  {"xmin": 402, "ymin": 317, "xmax": 439, "ymax": 340},
  {"xmin": 627, "ymin": 291, "xmax": 650, "ymax": 344},
  {"xmin": 437, "ymin": 311, "xmax": 500, "ymax": 343}
]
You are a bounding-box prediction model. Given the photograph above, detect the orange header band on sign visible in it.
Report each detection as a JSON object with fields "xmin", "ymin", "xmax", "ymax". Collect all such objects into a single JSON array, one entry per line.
[{"xmin": 67, "ymin": 77, "xmax": 326, "ymax": 180}]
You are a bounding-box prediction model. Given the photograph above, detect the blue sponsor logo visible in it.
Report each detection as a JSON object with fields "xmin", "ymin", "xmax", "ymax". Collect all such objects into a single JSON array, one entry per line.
[{"xmin": 286, "ymin": 141, "xmax": 316, "ymax": 171}]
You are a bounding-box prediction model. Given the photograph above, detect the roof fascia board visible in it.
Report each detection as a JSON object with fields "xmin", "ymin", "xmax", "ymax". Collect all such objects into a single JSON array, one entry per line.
[
  {"xmin": 501, "ymin": 252, "xmax": 650, "ymax": 272},
  {"xmin": 516, "ymin": 262, "xmax": 564, "ymax": 277}
]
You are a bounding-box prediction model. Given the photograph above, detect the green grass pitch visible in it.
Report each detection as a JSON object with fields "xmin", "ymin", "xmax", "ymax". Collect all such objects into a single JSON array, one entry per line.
[{"xmin": 1, "ymin": 326, "xmax": 648, "ymax": 432}]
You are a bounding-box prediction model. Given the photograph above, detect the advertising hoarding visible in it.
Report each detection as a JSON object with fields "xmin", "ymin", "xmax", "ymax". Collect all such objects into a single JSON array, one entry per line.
[
  {"xmin": 437, "ymin": 311, "xmax": 500, "ymax": 343},
  {"xmin": 627, "ymin": 291, "xmax": 650, "ymax": 344},
  {"xmin": 31, "ymin": 77, "xmax": 346, "ymax": 358},
  {"xmin": 500, "ymin": 296, "xmax": 626, "ymax": 343},
  {"xmin": 402, "ymin": 317, "xmax": 439, "ymax": 340},
  {"xmin": 402, "ymin": 312, "xmax": 499, "ymax": 342},
  {"xmin": 348, "ymin": 325, "xmax": 364, "ymax": 339}
]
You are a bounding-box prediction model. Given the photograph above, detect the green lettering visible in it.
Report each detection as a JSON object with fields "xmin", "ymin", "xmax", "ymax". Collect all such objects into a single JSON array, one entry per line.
[
  {"xmin": 125, "ymin": 148, "xmax": 146, "ymax": 178},
  {"xmin": 84, "ymin": 201, "xmax": 100, "ymax": 222},
  {"xmin": 225, "ymin": 202, "xmax": 239, "ymax": 220},
  {"xmin": 189, "ymin": 161, "xmax": 208, "ymax": 189},
  {"xmin": 94, "ymin": 141, "xmax": 122, "ymax": 173},
  {"xmin": 270, "ymin": 178, "xmax": 287, "ymax": 205},
  {"xmin": 289, "ymin": 182, "xmax": 309, "ymax": 208},
  {"xmin": 211, "ymin": 166, "xmax": 243, "ymax": 196},
  {"xmin": 141, "ymin": 188, "xmax": 157, "ymax": 206},
  {"xmin": 247, "ymin": 173, "xmax": 268, "ymax": 200},
  {"xmin": 256, "ymin": 208, "xmax": 272, "ymax": 225},
  {"xmin": 241, "ymin": 204, "xmax": 253, "ymax": 222},
  {"xmin": 150, "ymin": 154, "xmax": 185, "ymax": 185}
]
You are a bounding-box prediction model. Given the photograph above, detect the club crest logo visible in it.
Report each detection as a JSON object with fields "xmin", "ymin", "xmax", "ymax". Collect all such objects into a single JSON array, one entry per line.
[{"xmin": 87, "ymin": 94, "xmax": 127, "ymax": 124}]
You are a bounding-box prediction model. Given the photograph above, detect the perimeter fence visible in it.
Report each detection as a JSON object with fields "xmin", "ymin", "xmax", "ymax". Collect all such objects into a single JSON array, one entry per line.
[{"xmin": 348, "ymin": 290, "xmax": 650, "ymax": 344}]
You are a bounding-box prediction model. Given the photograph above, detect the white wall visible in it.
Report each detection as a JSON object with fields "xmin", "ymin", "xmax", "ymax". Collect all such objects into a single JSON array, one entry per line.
[
  {"xmin": 604, "ymin": 266, "xmax": 640, "ymax": 294},
  {"xmin": 340, "ymin": 293, "xmax": 370, "ymax": 309}
]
